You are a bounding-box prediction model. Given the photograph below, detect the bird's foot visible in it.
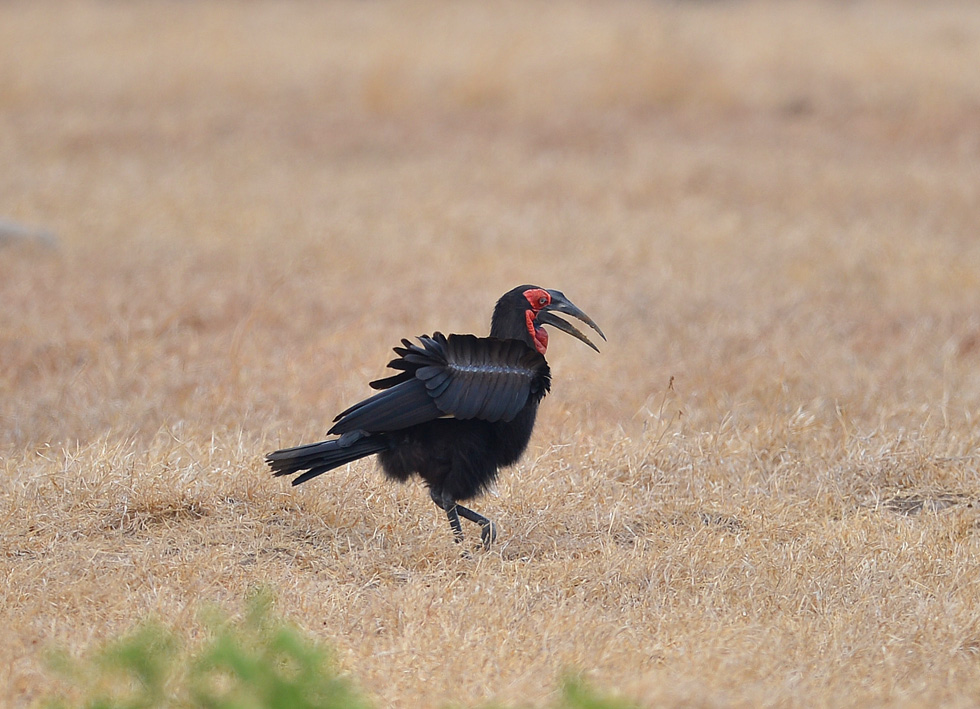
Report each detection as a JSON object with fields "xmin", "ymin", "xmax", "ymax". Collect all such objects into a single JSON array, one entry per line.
[{"xmin": 479, "ymin": 520, "xmax": 497, "ymax": 549}]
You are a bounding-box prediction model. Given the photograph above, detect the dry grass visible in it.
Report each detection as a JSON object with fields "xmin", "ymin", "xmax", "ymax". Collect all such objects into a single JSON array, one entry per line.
[{"xmin": 3, "ymin": 0, "xmax": 980, "ymax": 706}]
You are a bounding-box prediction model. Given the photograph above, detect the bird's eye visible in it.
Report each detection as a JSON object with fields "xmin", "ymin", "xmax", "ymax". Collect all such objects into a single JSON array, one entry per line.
[{"xmin": 523, "ymin": 288, "xmax": 552, "ymax": 310}]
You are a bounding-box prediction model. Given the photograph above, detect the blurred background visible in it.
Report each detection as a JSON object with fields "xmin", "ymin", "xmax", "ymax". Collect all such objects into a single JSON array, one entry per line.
[{"xmin": 3, "ymin": 0, "xmax": 979, "ymax": 453}]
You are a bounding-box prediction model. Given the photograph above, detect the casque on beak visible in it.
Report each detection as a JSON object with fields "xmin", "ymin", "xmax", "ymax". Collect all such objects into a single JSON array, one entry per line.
[{"xmin": 536, "ymin": 289, "xmax": 606, "ymax": 353}]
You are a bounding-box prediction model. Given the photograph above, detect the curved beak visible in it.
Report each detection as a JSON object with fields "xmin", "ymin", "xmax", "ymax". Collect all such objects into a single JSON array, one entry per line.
[{"xmin": 537, "ymin": 289, "xmax": 606, "ymax": 353}]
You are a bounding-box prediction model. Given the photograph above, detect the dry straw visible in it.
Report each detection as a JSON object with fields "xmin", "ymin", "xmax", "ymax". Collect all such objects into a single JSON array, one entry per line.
[{"xmin": 2, "ymin": 1, "xmax": 980, "ymax": 707}]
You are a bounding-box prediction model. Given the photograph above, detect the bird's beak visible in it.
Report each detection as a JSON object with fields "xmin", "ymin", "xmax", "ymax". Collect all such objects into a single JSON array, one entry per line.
[{"xmin": 537, "ymin": 290, "xmax": 607, "ymax": 353}]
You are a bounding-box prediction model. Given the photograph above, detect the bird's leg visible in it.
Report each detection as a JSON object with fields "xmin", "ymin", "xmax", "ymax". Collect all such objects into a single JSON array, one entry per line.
[
  {"xmin": 429, "ymin": 489, "xmax": 496, "ymax": 548},
  {"xmin": 455, "ymin": 504, "xmax": 497, "ymax": 548},
  {"xmin": 445, "ymin": 506, "xmax": 465, "ymax": 544},
  {"xmin": 429, "ymin": 489, "xmax": 464, "ymax": 544}
]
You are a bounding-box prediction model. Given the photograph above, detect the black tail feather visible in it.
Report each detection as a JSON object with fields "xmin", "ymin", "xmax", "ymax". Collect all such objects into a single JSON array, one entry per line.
[{"xmin": 266, "ymin": 434, "xmax": 389, "ymax": 485}]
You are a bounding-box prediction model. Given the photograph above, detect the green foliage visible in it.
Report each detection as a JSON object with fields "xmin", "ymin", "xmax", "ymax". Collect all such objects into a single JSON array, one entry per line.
[
  {"xmin": 555, "ymin": 675, "xmax": 639, "ymax": 709},
  {"xmin": 45, "ymin": 623, "xmax": 180, "ymax": 709},
  {"xmin": 43, "ymin": 591, "xmax": 633, "ymax": 709},
  {"xmin": 44, "ymin": 590, "xmax": 368, "ymax": 709},
  {"xmin": 475, "ymin": 675, "xmax": 639, "ymax": 709},
  {"xmin": 188, "ymin": 591, "xmax": 368, "ymax": 709}
]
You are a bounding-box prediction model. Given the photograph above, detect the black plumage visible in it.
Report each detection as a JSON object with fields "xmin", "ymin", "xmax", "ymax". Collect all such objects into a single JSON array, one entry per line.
[{"xmin": 266, "ymin": 285, "xmax": 604, "ymax": 547}]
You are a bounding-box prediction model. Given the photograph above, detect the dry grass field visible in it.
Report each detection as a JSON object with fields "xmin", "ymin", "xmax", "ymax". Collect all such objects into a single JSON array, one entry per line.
[{"xmin": 3, "ymin": 0, "xmax": 980, "ymax": 706}]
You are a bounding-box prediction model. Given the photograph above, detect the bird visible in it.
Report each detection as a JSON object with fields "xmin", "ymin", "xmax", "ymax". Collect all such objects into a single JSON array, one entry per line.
[{"xmin": 265, "ymin": 285, "xmax": 604, "ymax": 548}]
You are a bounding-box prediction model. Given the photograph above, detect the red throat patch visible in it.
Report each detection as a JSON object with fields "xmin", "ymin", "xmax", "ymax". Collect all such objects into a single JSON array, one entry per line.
[{"xmin": 525, "ymin": 310, "xmax": 549, "ymax": 354}]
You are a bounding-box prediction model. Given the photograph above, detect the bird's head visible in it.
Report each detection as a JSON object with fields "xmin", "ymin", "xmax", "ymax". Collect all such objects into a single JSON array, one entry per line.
[{"xmin": 490, "ymin": 285, "xmax": 606, "ymax": 355}]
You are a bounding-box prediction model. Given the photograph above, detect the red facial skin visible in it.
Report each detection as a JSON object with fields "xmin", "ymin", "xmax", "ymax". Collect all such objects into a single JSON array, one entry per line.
[{"xmin": 522, "ymin": 288, "xmax": 552, "ymax": 354}]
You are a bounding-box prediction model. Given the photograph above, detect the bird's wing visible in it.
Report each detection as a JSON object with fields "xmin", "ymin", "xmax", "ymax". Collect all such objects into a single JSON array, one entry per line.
[
  {"xmin": 327, "ymin": 378, "xmax": 443, "ymax": 435},
  {"xmin": 367, "ymin": 339, "xmax": 418, "ymax": 390},
  {"xmin": 328, "ymin": 333, "xmax": 549, "ymax": 435},
  {"xmin": 419, "ymin": 333, "xmax": 550, "ymax": 422}
]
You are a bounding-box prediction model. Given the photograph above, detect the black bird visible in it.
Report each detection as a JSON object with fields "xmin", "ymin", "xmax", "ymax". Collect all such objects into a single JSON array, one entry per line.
[{"xmin": 266, "ymin": 285, "xmax": 604, "ymax": 547}]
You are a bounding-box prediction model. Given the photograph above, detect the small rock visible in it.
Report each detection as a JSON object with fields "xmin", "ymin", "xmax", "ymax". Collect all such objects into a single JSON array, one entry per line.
[{"xmin": 0, "ymin": 218, "xmax": 58, "ymax": 248}]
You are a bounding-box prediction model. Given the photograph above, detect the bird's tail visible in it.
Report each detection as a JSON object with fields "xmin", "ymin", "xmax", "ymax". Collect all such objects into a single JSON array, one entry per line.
[{"xmin": 266, "ymin": 433, "xmax": 389, "ymax": 485}]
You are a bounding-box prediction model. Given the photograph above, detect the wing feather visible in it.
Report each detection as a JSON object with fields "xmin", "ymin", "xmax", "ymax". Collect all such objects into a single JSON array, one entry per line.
[
  {"xmin": 417, "ymin": 367, "xmax": 452, "ymax": 398},
  {"xmin": 329, "ymin": 379, "xmax": 442, "ymax": 434},
  {"xmin": 329, "ymin": 331, "xmax": 550, "ymax": 436},
  {"xmin": 433, "ymin": 334, "xmax": 549, "ymax": 422},
  {"xmin": 478, "ymin": 342, "xmax": 506, "ymax": 421}
]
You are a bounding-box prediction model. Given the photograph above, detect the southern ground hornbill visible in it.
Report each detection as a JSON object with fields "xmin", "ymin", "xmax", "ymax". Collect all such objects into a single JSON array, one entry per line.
[{"xmin": 266, "ymin": 285, "xmax": 604, "ymax": 547}]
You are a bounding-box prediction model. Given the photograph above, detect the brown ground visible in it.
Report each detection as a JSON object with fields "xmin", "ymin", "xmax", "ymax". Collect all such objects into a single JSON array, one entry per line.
[{"xmin": 3, "ymin": 1, "xmax": 980, "ymax": 706}]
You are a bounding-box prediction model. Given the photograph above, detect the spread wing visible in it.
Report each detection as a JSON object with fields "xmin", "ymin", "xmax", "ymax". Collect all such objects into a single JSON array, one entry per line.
[{"xmin": 327, "ymin": 333, "xmax": 550, "ymax": 436}]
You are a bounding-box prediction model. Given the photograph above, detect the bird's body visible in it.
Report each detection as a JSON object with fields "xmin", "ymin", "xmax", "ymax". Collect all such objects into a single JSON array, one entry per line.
[
  {"xmin": 377, "ymin": 392, "xmax": 544, "ymax": 500},
  {"xmin": 266, "ymin": 285, "xmax": 603, "ymax": 546}
]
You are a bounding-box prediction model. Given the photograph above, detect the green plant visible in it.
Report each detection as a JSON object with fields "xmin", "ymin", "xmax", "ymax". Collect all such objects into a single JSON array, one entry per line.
[
  {"xmin": 44, "ymin": 591, "xmax": 368, "ymax": 709},
  {"xmin": 555, "ymin": 675, "xmax": 639, "ymax": 709}
]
